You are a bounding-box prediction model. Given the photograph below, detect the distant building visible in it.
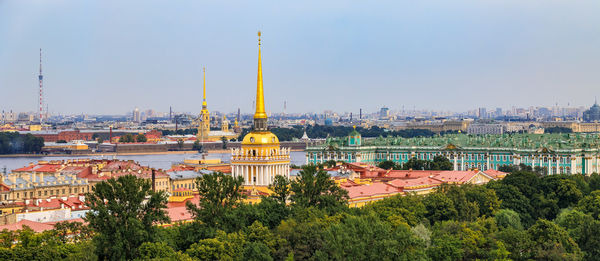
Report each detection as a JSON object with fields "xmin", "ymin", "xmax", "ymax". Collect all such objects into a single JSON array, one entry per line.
[
  {"xmin": 583, "ymin": 101, "xmax": 600, "ymax": 122},
  {"xmin": 478, "ymin": 108, "xmax": 487, "ymax": 119},
  {"xmin": 379, "ymin": 107, "xmax": 390, "ymax": 118},
  {"xmin": 133, "ymin": 107, "xmax": 141, "ymax": 123},
  {"xmin": 195, "ymin": 68, "xmax": 238, "ymax": 142},
  {"xmin": 307, "ymin": 131, "xmax": 600, "ymax": 175},
  {"xmin": 467, "ymin": 123, "xmax": 504, "ymax": 135}
]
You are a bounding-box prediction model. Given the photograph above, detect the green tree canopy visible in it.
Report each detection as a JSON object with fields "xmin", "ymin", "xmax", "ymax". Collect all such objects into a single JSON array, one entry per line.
[
  {"xmin": 187, "ymin": 172, "xmax": 245, "ymax": 227},
  {"xmin": 84, "ymin": 175, "xmax": 170, "ymax": 260},
  {"xmin": 289, "ymin": 165, "xmax": 349, "ymax": 211}
]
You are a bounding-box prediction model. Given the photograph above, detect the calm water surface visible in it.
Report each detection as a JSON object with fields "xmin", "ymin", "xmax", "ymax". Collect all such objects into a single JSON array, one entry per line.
[{"xmin": 0, "ymin": 151, "xmax": 307, "ymax": 172}]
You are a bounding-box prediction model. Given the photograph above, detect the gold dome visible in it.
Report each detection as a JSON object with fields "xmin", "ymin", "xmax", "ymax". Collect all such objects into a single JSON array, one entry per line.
[{"xmin": 241, "ymin": 131, "xmax": 280, "ymax": 145}]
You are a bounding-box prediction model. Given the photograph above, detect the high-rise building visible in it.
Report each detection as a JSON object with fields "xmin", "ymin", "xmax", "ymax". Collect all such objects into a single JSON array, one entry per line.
[
  {"xmin": 133, "ymin": 107, "xmax": 141, "ymax": 123},
  {"xmin": 230, "ymin": 31, "xmax": 291, "ymax": 186}
]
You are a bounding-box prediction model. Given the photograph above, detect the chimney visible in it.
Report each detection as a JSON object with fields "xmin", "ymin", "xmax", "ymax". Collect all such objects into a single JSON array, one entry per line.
[{"xmin": 151, "ymin": 169, "xmax": 156, "ymax": 192}]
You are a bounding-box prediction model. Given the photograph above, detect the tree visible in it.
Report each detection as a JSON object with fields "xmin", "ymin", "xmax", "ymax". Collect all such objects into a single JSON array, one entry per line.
[
  {"xmin": 289, "ymin": 165, "xmax": 349, "ymax": 210},
  {"xmin": 136, "ymin": 241, "xmax": 192, "ymax": 260},
  {"xmin": 423, "ymin": 192, "xmax": 458, "ymax": 223},
  {"xmin": 269, "ymin": 175, "xmax": 291, "ymax": 204},
  {"xmin": 192, "ymin": 140, "xmax": 202, "ymax": 152},
  {"xmin": 527, "ymin": 219, "xmax": 582, "ymax": 260},
  {"xmin": 432, "ymin": 155, "xmax": 453, "ymax": 170},
  {"xmin": 177, "ymin": 139, "xmax": 185, "ymax": 150},
  {"xmin": 187, "ymin": 172, "xmax": 245, "ymax": 227},
  {"xmin": 317, "ymin": 214, "xmax": 427, "ymax": 260},
  {"xmin": 220, "ymin": 136, "xmax": 228, "ymax": 149},
  {"xmin": 494, "ymin": 209, "xmax": 522, "ymax": 230},
  {"xmin": 136, "ymin": 134, "xmax": 147, "ymax": 142},
  {"xmin": 119, "ymin": 134, "xmax": 136, "ymax": 143},
  {"xmin": 323, "ymin": 160, "xmax": 337, "ymax": 168},
  {"xmin": 577, "ymin": 190, "xmax": 600, "ymax": 219},
  {"xmin": 377, "ymin": 160, "xmax": 398, "ymax": 170},
  {"xmin": 84, "ymin": 175, "xmax": 170, "ymax": 260},
  {"xmin": 186, "ymin": 230, "xmax": 246, "ymax": 261},
  {"xmin": 402, "ymin": 157, "xmax": 429, "ymax": 170}
]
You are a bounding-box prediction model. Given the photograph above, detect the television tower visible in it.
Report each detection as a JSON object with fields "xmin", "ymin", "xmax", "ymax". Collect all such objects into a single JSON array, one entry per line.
[{"xmin": 38, "ymin": 48, "xmax": 44, "ymax": 123}]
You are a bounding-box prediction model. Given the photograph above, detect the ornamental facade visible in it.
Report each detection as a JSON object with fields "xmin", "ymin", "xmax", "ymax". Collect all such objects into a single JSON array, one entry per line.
[
  {"xmin": 307, "ymin": 132, "xmax": 600, "ymax": 175},
  {"xmin": 230, "ymin": 32, "xmax": 291, "ymax": 186}
]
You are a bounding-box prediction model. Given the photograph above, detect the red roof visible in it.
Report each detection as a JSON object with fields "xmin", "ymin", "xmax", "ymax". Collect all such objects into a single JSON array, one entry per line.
[
  {"xmin": 26, "ymin": 196, "xmax": 87, "ymax": 210},
  {"xmin": 384, "ymin": 170, "xmax": 441, "ymax": 179},
  {"xmin": 483, "ymin": 169, "xmax": 507, "ymax": 179},
  {"xmin": 344, "ymin": 182, "xmax": 401, "ymax": 199},
  {"xmin": 432, "ymin": 171, "xmax": 480, "ymax": 184},
  {"xmin": 13, "ymin": 164, "xmax": 62, "ymax": 173},
  {"xmin": 166, "ymin": 207, "xmax": 194, "ymax": 222},
  {"xmin": 388, "ymin": 176, "xmax": 443, "ymax": 189},
  {"xmin": 0, "ymin": 219, "xmax": 54, "ymax": 232}
]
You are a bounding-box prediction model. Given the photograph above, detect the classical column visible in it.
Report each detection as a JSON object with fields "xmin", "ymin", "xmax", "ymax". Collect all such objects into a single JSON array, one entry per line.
[{"xmin": 453, "ymin": 154, "xmax": 458, "ymax": 171}]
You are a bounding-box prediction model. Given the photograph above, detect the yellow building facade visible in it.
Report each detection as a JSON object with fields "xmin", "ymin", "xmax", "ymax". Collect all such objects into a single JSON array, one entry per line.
[{"xmin": 230, "ymin": 32, "xmax": 291, "ymax": 186}]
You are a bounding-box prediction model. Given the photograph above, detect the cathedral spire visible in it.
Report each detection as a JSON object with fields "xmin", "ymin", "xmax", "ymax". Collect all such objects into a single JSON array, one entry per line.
[
  {"xmin": 254, "ymin": 31, "xmax": 267, "ymax": 119},
  {"xmin": 202, "ymin": 67, "xmax": 207, "ymax": 109}
]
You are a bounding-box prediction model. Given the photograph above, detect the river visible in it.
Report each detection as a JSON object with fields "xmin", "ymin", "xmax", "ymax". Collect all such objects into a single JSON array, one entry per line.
[{"xmin": 0, "ymin": 151, "xmax": 307, "ymax": 172}]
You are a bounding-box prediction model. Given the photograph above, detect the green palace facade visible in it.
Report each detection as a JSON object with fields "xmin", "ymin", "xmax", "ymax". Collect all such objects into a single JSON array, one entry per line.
[{"xmin": 306, "ymin": 132, "xmax": 600, "ymax": 175}]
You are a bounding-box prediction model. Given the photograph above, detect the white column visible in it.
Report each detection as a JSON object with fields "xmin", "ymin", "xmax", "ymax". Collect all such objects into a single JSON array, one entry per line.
[
  {"xmin": 453, "ymin": 154, "xmax": 458, "ymax": 171},
  {"xmin": 260, "ymin": 166, "xmax": 264, "ymax": 185}
]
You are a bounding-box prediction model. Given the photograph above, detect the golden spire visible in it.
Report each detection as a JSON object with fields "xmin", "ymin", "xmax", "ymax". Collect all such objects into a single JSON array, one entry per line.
[
  {"xmin": 254, "ymin": 31, "xmax": 267, "ymax": 119},
  {"xmin": 202, "ymin": 67, "xmax": 207, "ymax": 109}
]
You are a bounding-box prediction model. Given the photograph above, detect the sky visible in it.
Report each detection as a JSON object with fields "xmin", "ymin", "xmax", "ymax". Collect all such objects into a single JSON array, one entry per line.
[{"xmin": 1, "ymin": 0, "xmax": 599, "ymax": 115}]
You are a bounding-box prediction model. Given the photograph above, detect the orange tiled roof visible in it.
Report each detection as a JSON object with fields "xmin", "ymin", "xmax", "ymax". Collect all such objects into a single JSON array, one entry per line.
[
  {"xmin": 344, "ymin": 182, "xmax": 401, "ymax": 199},
  {"xmin": 483, "ymin": 169, "xmax": 507, "ymax": 179},
  {"xmin": 166, "ymin": 207, "xmax": 194, "ymax": 223},
  {"xmin": 431, "ymin": 171, "xmax": 479, "ymax": 184},
  {"xmin": 388, "ymin": 176, "xmax": 443, "ymax": 189},
  {"xmin": 0, "ymin": 219, "xmax": 54, "ymax": 232}
]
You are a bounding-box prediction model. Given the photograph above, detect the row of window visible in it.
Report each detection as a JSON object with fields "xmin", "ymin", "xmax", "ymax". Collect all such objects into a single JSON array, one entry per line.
[
  {"xmin": 172, "ymin": 182, "xmax": 196, "ymax": 190},
  {"xmin": 13, "ymin": 186, "xmax": 86, "ymax": 199}
]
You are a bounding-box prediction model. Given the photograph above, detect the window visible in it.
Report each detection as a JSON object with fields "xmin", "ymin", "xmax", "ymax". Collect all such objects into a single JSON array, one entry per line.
[
  {"xmin": 16, "ymin": 193, "xmax": 19, "ymax": 199},
  {"xmin": 45, "ymin": 191, "xmax": 48, "ymax": 196},
  {"xmin": 62, "ymin": 189, "xmax": 65, "ymax": 194},
  {"xmin": 38, "ymin": 191, "xmax": 41, "ymax": 196}
]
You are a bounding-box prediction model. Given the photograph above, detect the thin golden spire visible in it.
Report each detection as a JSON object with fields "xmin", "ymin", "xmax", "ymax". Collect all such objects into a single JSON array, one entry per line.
[
  {"xmin": 254, "ymin": 31, "xmax": 267, "ymax": 119},
  {"xmin": 202, "ymin": 67, "xmax": 207, "ymax": 108}
]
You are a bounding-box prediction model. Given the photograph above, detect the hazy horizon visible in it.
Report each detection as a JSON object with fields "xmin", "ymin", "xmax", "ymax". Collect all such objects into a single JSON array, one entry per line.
[{"xmin": 1, "ymin": 1, "xmax": 599, "ymax": 115}]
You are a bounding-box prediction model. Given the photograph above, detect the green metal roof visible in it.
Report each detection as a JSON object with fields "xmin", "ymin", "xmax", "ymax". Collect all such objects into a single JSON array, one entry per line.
[{"xmin": 315, "ymin": 133, "xmax": 600, "ymax": 150}]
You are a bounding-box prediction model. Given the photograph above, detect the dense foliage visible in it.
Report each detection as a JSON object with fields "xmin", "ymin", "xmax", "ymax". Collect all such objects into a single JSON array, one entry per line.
[
  {"xmin": 4, "ymin": 168, "xmax": 600, "ymax": 260},
  {"xmin": 378, "ymin": 155, "xmax": 453, "ymax": 170},
  {"xmin": 118, "ymin": 134, "xmax": 147, "ymax": 143},
  {"xmin": 160, "ymin": 128, "xmax": 198, "ymax": 136},
  {"xmin": 0, "ymin": 132, "xmax": 44, "ymax": 154}
]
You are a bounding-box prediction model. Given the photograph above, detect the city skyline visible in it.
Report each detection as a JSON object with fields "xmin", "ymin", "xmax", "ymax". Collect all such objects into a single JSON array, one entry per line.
[{"xmin": 1, "ymin": 1, "xmax": 599, "ymax": 115}]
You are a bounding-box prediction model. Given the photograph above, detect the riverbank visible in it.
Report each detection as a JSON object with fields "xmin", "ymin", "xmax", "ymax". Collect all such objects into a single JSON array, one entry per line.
[
  {"xmin": 0, "ymin": 150, "xmax": 200, "ymax": 158},
  {"xmin": 0, "ymin": 148, "xmax": 305, "ymax": 158}
]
